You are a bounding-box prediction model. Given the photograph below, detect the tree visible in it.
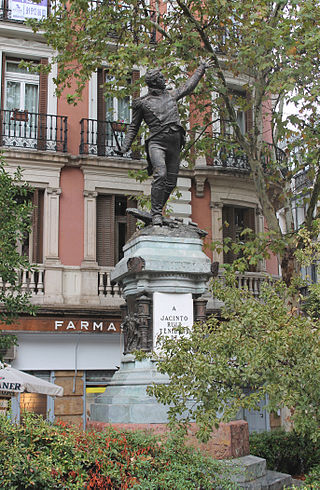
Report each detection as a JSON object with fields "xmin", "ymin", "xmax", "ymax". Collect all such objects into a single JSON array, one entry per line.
[
  {"xmin": 144, "ymin": 271, "xmax": 320, "ymax": 442},
  {"xmin": 0, "ymin": 156, "xmax": 37, "ymax": 358},
  {"xmin": 30, "ymin": 0, "xmax": 320, "ymax": 283}
]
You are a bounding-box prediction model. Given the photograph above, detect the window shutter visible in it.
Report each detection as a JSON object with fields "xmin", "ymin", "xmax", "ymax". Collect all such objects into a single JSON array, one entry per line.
[
  {"xmin": 38, "ymin": 58, "xmax": 48, "ymax": 150},
  {"xmin": 222, "ymin": 206, "xmax": 235, "ymax": 264},
  {"xmin": 1, "ymin": 53, "xmax": 5, "ymax": 109},
  {"xmin": 243, "ymin": 207, "xmax": 255, "ymax": 232},
  {"xmin": 131, "ymin": 70, "xmax": 140, "ymax": 99},
  {"xmin": 96, "ymin": 195, "xmax": 115, "ymax": 266},
  {"xmin": 31, "ymin": 189, "xmax": 44, "ymax": 263},
  {"xmin": 39, "ymin": 58, "xmax": 48, "ymax": 114},
  {"xmin": 0, "ymin": 53, "xmax": 5, "ymax": 146},
  {"xmin": 131, "ymin": 70, "xmax": 141, "ymax": 158},
  {"xmin": 246, "ymin": 92, "xmax": 253, "ymax": 133},
  {"xmin": 126, "ymin": 198, "xmax": 137, "ymax": 239},
  {"xmin": 97, "ymin": 68, "xmax": 106, "ymax": 121},
  {"xmin": 97, "ymin": 68, "xmax": 106, "ymax": 155}
]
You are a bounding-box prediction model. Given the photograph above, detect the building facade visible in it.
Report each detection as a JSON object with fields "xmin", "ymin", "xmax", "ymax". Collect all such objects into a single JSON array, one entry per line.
[{"xmin": 0, "ymin": 0, "xmax": 279, "ymax": 428}]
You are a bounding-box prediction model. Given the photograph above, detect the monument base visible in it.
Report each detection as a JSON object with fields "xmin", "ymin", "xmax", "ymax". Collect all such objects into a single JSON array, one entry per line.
[
  {"xmin": 87, "ymin": 419, "xmax": 250, "ymax": 460},
  {"xmin": 87, "ymin": 421, "xmax": 294, "ymax": 488},
  {"xmin": 90, "ymin": 356, "xmax": 170, "ymax": 424}
]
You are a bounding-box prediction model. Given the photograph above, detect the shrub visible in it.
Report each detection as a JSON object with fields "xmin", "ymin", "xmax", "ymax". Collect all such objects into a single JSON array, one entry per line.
[
  {"xmin": 304, "ymin": 464, "xmax": 320, "ymax": 487},
  {"xmin": 249, "ymin": 429, "xmax": 320, "ymax": 476},
  {"xmin": 0, "ymin": 412, "xmax": 234, "ymax": 489}
]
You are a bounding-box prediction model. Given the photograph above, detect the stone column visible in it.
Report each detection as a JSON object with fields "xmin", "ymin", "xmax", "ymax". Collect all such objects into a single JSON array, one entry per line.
[
  {"xmin": 256, "ymin": 207, "xmax": 266, "ymax": 272},
  {"xmin": 211, "ymin": 202, "xmax": 223, "ymax": 264},
  {"xmin": 83, "ymin": 190, "xmax": 98, "ymax": 265},
  {"xmin": 194, "ymin": 295, "xmax": 208, "ymax": 323},
  {"xmin": 136, "ymin": 295, "xmax": 152, "ymax": 352},
  {"xmin": 44, "ymin": 187, "xmax": 61, "ymax": 263},
  {"xmin": 43, "ymin": 187, "xmax": 63, "ymax": 303},
  {"xmin": 81, "ymin": 190, "xmax": 100, "ymax": 303}
]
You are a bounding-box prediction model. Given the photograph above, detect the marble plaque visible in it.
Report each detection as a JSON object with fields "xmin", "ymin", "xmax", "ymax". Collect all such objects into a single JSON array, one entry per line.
[{"xmin": 153, "ymin": 292, "xmax": 193, "ymax": 350}]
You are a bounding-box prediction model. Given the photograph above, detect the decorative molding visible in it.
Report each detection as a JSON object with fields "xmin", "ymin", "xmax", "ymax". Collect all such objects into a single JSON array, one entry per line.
[
  {"xmin": 46, "ymin": 187, "xmax": 62, "ymax": 196},
  {"xmin": 83, "ymin": 190, "xmax": 98, "ymax": 198},
  {"xmin": 194, "ymin": 175, "xmax": 207, "ymax": 198}
]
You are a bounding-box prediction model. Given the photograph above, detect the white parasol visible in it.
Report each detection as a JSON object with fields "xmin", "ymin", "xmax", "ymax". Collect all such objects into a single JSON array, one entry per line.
[{"xmin": 0, "ymin": 364, "xmax": 63, "ymax": 397}]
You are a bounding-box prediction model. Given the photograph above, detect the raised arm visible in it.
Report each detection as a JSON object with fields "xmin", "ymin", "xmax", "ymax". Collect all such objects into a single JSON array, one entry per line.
[
  {"xmin": 118, "ymin": 98, "xmax": 143, "ymax": 154},
  {"xmin": 172, "ymin": 62, "xmax": 207, "ymax": 101}
]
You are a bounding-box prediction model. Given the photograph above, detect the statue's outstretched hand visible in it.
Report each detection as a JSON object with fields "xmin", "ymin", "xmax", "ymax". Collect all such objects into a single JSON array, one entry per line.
[{"xmin": 200, "ymin": 57, "xmax": 215, "ymax": 69}]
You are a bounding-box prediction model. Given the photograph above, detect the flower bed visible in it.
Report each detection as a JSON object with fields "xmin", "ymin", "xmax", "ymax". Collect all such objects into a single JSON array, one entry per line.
[{"xmin": 0, "ymin": 413, "xmax": 233, "ymax": 489}]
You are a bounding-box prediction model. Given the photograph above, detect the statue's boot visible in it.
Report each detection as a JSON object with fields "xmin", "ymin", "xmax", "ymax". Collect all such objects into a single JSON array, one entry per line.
[
  {"xmin": 151, "ymin": 187, "xmax": 164, "ymax": 226},
  {"xmin": 162, "ymin": 188, "xmax": 172, "ymax": 210}
]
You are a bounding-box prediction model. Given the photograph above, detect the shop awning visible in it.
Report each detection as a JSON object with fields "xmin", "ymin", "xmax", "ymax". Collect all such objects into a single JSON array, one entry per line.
[{"xmin": 0, "ymin": 364, "xmax": 63, "ymax": 397}]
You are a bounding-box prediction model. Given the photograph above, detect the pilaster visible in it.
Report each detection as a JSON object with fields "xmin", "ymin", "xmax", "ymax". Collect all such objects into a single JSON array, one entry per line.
[
  {"xmin": 211, "ymin": 202, "xmax": 223, "ymax": 264},
  {"xmin": 82, "ymin": 190, "xmax": 98, "ymax": 265},
  {"xmin": 44, "ymin": 187, "xmax": 61, "ymax": 263}
]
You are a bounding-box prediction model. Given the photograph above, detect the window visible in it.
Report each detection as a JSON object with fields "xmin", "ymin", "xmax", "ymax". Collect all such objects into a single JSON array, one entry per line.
[
  {"xmin": 96, "ymin": 195, "xmax": 136, "ymax": 266},
  {"xmin": 1, "ymin": 56, "xmax": 48, "ymax": 150},
  {"xmin": 96, "ymin": 68, "xmax": 138, "ymax": 156},
  {"xmin": 222, "ymin": 205, "xmax": 255, "ymax": 264},
  {"xmin": 17, "ymin": 189, "xmax": 44, "ymax": 264},
  {"xmin": 221, "ymin": 91, "xmax": 251, "ymax": 136}
]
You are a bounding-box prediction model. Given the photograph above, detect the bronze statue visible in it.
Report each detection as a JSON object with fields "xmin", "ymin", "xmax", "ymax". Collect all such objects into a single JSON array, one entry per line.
[{"xmin": 116, "ymin": 61, "xmax": 212, "ymax": 225}]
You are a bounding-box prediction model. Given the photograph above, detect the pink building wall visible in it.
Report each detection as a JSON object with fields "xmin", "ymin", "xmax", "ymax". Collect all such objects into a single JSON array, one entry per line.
[
  {"xmin": 57, "ymin": 78, "xmax": 89, "ymax": 156},
  {"xmin": 59, "ymin": 167, "xmax": 84, "ymax": 266}
]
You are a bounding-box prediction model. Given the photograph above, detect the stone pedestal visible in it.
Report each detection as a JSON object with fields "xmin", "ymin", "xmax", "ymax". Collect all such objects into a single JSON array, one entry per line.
[{"xmin": 90, "ymin": 222, "xmax": 211, "ymax": 424}]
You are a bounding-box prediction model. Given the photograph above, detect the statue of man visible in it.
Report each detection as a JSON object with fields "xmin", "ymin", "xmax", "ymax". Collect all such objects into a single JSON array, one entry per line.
[{"xmin": 116, "ymin": 61, "xmax": 212, "ymax": 225}]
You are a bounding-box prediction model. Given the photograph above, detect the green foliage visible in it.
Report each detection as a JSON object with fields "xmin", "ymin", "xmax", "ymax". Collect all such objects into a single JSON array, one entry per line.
[
  {"xmin": 249, "ymin": 429, "xmax": 320, "ymax": 476},
  {"xmin": 302, "ymin": 282, "xmax": 320, "ymax": 319},
  {"xmin": 147, "ymin": 275, "xmax": 320, "ymax": 443},
  {"xmin": 0, "ymin": 412, "xmax": 233, "ymax": 489},
  {"xmin": 0, "ymin": 155, "xmax": 37, "ymax": 359},
  {"xmin": 30, "ymin": 0, "xmax": 320, "ymax": 281},
  {"xmin": 305, "ymin": 464, "xmax": 320, "ymax": 487}
]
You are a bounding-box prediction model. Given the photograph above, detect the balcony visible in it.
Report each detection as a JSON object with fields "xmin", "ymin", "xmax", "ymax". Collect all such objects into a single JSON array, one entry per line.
[
  {"xmin": 80, "ymin": 119, "xmax": 135, "ymax": 158},
  {"xmin": 217, "ymin": 270, "xmax": 277, "ymax": 297},
  {"xmin": 208, "ymin": 132, "xmax": 249, "ymax": 171},
  {"xmin": 0, "ymin": 266, "xmax": 45, "ymax": 297},
  {"xmin": 0, "ymin": 109, "xmax": 68, "ymax": 152},
  {"xmin": 208, "ymin": 136, "xmax": 287, "ymax": 174},
  {"xmin": 98, "ymin": 268, "xmax": 122, "ymax": 299}
]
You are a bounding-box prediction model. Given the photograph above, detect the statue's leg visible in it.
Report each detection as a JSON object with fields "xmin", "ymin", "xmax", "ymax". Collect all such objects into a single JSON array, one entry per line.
[
  {"xmin": 162, "ymin": 131, "xmax": 181, "ymax": 211},
  {"xmin": 148, "ymin": 139, "xmax": 167, "ymax": 225}
]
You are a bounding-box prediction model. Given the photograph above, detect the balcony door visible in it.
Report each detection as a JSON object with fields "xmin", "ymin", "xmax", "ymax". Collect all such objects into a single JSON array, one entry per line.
[
  {"xmin": 4, "ymin": 60, "xmax": 39, "ymax": 147},
  {"xmin": 1, "ymin": 57, "xmax": 48, "ymax": 150}
]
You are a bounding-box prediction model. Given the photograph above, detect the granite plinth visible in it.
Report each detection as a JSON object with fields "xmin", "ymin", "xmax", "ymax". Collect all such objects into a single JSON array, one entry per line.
[
  {"xmin": 87, "ymin": 419, "xmax": 250, "ymax": 460},
  {"xmin": 92, "ymin": 224, "xmax": 211, "ymax": 424},
  {"xmin": 90, "ymin": 356, "xmax": 170, "ymax": 424},
  {"xmin": 111, "ymin": 224, "xmax": 211, "ymax": 298}
]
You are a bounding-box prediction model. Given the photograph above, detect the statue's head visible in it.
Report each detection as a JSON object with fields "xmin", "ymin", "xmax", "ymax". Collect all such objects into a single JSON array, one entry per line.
[{"xmin": 145, "ymin": 69, "xmax": 166, "ymax": 89}]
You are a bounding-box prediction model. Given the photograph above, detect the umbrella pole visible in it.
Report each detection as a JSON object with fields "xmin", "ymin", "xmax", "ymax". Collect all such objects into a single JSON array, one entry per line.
[{"xmin": 11, "ymin": 393, "xmax": 20, "ymax": 424}]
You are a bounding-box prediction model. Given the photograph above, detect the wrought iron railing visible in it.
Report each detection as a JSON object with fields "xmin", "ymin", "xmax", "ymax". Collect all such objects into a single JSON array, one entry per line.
[
  {"xmin": 294, "ymin": 170, "xmax": 311, "ymax": 192},
  {"xmin": 262, "ymin": 142, "xmax": 287, "ymax": 175},
  {"xmin": 80, "ymin": 118, "xmax": 133, "ymax": 157},
  {"xmin": 209, "ymin": 134, "xmax": 286, "ymax": 173},
  {"xmin": 209, "ymin": 132, "xmax": 250, "ymax": 171},
  {"xmin": 0, "ymin": 109, "xmax": 68, "ymax": 152}
]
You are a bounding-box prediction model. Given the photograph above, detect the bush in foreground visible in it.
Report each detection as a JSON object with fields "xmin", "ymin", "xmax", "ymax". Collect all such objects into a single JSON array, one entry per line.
[
  {"xmin": 249, "ymin": 429, "xmax": 320, "ymax": 477},
  {"xmin": 0, "ymin": 413, "xmax": 233, "ymax": 489}
]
